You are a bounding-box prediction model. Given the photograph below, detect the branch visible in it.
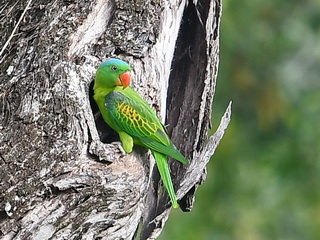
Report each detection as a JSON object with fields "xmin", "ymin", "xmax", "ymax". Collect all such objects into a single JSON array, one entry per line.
[{"xmin": 0, "ymin": 0, "xmax": 33, "ymax": 60}]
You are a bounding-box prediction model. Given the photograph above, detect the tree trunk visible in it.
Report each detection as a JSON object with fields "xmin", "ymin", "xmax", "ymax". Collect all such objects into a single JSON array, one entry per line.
[{"xmin": 0, "ymin": 0, "xmax": 231, "ymax": 239}]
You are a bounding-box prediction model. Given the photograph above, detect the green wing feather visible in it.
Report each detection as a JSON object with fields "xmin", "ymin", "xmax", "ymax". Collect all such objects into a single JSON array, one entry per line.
[
  {"xmin": 138, "ymin": 136, "xmax": 187, "ymax": 164},
  {"xmin": 105, "ymin": 89, "xmax": 188, "ymax": 164}
]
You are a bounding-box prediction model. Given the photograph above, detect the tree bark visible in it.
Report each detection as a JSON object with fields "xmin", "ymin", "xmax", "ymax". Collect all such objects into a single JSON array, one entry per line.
[{"xmin": 0, "ymin": 0, "xmax": 231, "ymax": 239}]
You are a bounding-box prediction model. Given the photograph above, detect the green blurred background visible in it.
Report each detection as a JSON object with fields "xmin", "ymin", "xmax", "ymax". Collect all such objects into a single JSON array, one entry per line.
[{"xmin": 160, "ymin": 0, "xmax": 320, "ymax": 239}]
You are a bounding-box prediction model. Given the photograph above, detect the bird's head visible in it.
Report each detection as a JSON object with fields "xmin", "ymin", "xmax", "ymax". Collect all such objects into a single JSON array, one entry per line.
[{"xmin": 94, "ymin": 58, "xmax": 131, "ymax": 90}]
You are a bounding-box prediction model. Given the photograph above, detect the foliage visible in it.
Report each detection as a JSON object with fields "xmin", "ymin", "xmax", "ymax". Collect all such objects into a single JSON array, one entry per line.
[{"xmin": 160, "ymin": 0, "xmax": 320, "ymax": 239}]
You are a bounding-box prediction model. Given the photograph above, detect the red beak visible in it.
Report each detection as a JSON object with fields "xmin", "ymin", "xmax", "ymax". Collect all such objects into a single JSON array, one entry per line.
[{"xmin": 118, "ymin": 71, "xmax": 131, "ymax": 89}]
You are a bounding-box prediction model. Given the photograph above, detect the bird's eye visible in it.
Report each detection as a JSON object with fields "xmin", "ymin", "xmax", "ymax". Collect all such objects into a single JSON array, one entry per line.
[{"xmin": 111, "ymin": 65, "xmax": 117, "ymax": 71}]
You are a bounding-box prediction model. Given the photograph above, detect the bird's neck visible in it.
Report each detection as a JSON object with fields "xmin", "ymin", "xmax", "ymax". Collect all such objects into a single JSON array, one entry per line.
[
  {"xmin": 93, "ymin": 87, "xmax": 108, "ymax": 102},
  {"xmin": 93, "ymin": 85, "xmax": 127, "ymax": 102}
]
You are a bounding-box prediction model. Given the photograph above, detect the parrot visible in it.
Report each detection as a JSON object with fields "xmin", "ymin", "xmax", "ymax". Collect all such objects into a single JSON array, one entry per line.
[{"xmin": 93, "ymin": 58, "xmax": 188, "ymax": 208}]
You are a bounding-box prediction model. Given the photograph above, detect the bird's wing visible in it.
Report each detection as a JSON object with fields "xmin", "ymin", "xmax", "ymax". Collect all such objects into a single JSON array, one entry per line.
[{"xmin": 105, "ymin": 90, "xmax": 187, "ymax": 164}]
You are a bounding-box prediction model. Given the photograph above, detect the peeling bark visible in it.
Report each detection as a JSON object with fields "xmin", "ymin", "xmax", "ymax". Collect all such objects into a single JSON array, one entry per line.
[{"xmin": 0, "ymin": 0, "xmax": 230, "ymax": 239}]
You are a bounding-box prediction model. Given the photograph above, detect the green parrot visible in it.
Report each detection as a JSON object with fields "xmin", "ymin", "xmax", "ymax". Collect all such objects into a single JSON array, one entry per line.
[{"xmin": 93, "ymin": 58, "xmax": 188, "ymax": 208}]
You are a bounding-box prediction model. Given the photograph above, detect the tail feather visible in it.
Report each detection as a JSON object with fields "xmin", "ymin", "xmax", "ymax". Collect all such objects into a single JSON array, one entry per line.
[{"xmin": 152, "ymin": 150, "xmax": 179, "ymax": 208}]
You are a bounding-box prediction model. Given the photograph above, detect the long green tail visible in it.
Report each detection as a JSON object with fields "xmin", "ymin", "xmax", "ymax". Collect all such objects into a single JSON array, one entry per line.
[{"xmin": 152, "ymin": 150, "xmax": 179, "ymax": 208}]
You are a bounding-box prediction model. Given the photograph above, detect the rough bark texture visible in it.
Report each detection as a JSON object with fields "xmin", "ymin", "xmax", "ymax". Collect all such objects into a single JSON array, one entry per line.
[{"xmin": 0, "ymin": 0, "xmax": 230, "ymax": 239}]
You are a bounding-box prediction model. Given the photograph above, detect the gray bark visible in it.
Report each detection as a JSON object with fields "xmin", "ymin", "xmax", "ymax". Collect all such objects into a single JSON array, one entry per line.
[{"xmin": 0, "ymin": 0, "xmax": 231, "ymax": 239}]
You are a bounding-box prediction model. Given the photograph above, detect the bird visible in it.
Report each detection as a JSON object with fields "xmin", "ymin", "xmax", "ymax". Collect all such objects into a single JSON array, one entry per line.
[{"xmin": 93, "ymin": 58, "xmax": 188, "ymax": 208}]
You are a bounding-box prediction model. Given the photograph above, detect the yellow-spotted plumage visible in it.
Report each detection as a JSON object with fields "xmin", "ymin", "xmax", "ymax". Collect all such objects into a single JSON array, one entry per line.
[{"xmin": 116, "ymin": 102, "xmax": 158, "ymax": 135}]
